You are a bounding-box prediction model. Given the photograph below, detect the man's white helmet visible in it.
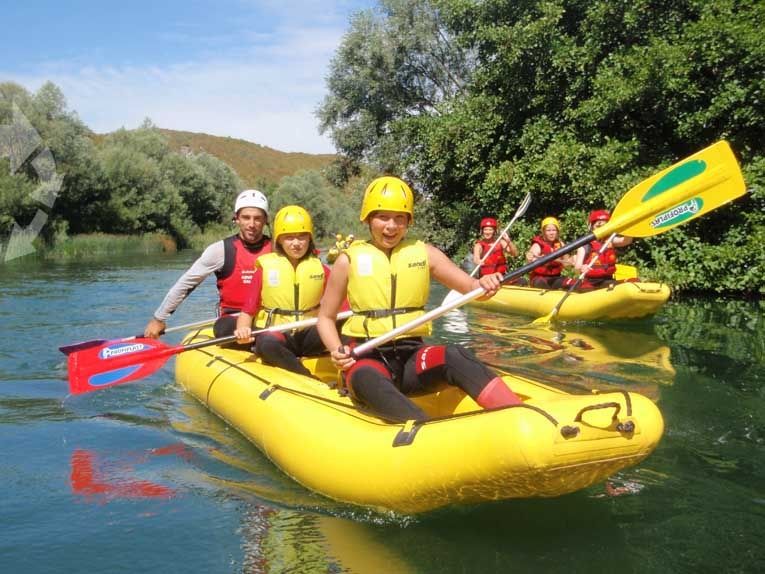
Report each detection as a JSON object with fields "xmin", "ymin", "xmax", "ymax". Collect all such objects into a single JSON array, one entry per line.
[{"xmin": 234, "ymin": 189, "xmax": 269, "ymax": 217}]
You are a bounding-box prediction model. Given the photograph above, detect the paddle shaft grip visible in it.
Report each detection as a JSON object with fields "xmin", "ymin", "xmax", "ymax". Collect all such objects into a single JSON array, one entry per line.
[{"xmin": 181, "ymin": 310, "xmax": 355, "ymax": 352}]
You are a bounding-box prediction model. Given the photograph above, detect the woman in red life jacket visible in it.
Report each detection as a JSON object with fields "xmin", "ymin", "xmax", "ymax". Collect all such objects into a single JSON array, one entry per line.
[
  {"xmin": 234, "ymin": 205, "xmax": 332, "ymax": 378},
  {"xmin": 573, "ymin": 210, "xmax": 634, "ymax": 291},
  {"xmin": 472, "ymin": 217, "xmax": 527, "ymax": 285},
  {"xmin": 525, "ymin": 217, "xmax": 572, "ymax": 289}
]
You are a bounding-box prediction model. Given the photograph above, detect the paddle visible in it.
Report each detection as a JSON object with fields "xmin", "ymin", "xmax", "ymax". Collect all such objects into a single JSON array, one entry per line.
[
  {"xmin": 68, "ymin": 311, "xmax": 354, "ymax": 395},
  {"xmin": 531, "ymin": 233, "xmax": 617, "ymax": 326},
  {"xmin": 351, "ymin": 140, "xmax": 747, "ymax": 357},
  {"xmin": 58, "ymin": 315, "xmax": 238, "ymax": 356},
  {"xmin": 442, "ymin": 192, "xmax": 531, "ymax": 305}
]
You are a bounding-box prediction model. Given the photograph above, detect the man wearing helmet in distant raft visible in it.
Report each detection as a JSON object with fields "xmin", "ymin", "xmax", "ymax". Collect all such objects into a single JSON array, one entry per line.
[
  {"xmin": 317, "ymin": 176, "xmax": 523, "ymax": 423},
  {"xmin": 525, "ymin": 216, "xmax": 573, "ymax": 289},
  {"xmin": 473, "ymin": 217, "xmax": 527, "ymax": 285},
  {"xmin": 572, "ymin": 210, "xmax": 634, "ymax": 291},
  {"xmin": 143, "ymin": 190, "xmax": 272, "ymax": 338},
  {"xmin": 234, "ymin": 206, "xmax": 347, "ymax": 378}
]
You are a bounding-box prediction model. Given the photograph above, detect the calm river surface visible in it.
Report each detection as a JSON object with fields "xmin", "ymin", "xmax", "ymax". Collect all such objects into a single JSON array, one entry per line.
[{"xmin": 1, "ymin": 252, "xmax": 763, "ymax": 573}]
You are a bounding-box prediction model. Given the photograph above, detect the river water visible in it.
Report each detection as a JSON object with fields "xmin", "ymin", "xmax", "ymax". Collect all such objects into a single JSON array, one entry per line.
[{"xmin": 1, "ymin": 252, "xmax": 763, "ymax": 573}]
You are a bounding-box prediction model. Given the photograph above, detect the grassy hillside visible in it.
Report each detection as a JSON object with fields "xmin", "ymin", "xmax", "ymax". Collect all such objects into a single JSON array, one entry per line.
[{"xmin": 158, "ymin": 129, "xmax": 336, "ymax": 188}]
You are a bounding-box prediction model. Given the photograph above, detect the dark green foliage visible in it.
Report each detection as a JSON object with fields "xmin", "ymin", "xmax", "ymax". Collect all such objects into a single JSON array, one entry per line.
[
  {"xmin": 270, "ymin": 170, "xmax": 365, "ymax": 240},
  {"xmin": 0, "ymin": 84, "xmax": 243, "ymax": 249},
  {"xmin": 319, "ymin": 0, "xmax": 765, "ymax": 295}
]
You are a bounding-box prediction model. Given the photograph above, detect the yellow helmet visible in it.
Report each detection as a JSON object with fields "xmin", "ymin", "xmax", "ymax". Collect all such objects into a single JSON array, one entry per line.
[
  {"xmin": 273, "ymin": 205, "xmax": 314, "ymax": 241},
  {"xmin": 359, "ymin": 176, "xmax": 414, "ymax": 223},
  {"xmin": 541, "ymin": 216, "xmax": 560, "ymax": 231},
  {"xmin": 335, "ymin": 233, "xmax": 343, "ymax": 241}
]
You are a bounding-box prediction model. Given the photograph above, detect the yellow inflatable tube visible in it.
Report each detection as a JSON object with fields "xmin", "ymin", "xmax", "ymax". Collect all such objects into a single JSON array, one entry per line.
[
  {"xmin": 176, "ymin": 330, "xmax": 664, "ymax": 514},
  {"xmin": 469, "ymin": 282, "xmax": 670, "ymax": 321}
]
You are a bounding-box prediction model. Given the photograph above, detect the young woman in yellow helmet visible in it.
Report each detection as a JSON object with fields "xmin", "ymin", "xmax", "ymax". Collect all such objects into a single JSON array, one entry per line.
[
  {"xmin": 317, "ymin": 176, "xmax": 522, "ymax": 422},
  {"xmin": 234, "ymin": 205, "xmax": 335, "ymax": 377},
  {"xmin": 525, "ymin": 216, "xmax": 572, "ymax": 289}
]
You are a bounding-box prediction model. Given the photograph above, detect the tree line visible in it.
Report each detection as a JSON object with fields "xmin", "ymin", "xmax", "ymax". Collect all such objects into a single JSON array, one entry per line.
[
  {"xmin": 0, "ymin": 82, "xmax": 360, "ymax": 251},
  {"xmin": 318, "ymin": 0, "xmax": 765, "ymax": 295},
  {"xmin": 3, "ymin": 0, "xmax": 763, "ymax": 295}
]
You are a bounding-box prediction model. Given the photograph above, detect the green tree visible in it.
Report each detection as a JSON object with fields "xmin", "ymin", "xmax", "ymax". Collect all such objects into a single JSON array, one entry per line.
[
  {"xmin": 320, "ymin": 0, "xmax": 765, "ymax": 294},
  {"xmin": 271, "ymin": 170, "xmax": 362, "ymax": 240},
  {"xmin": 160, "ymin": 152, "xmax": 240, "ymax": 230},
  {"xmin": 97, "ymin": 139, "xmax": 195, "ymax": 242},
  {"xmin": 318, "ymin": 0, "xmax": 475, "ymax": 172}
]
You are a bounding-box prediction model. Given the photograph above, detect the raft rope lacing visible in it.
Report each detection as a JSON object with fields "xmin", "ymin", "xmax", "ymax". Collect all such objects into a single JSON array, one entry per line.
[{"xmin": 187, "ymin": 331, "xmax": 635, "ymax": 432}]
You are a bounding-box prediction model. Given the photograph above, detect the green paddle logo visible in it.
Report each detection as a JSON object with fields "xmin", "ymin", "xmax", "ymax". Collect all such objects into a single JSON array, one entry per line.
[
  {"xmin": 642, "ymin": 160, "xmax": 706, "ymax": 201},
  {"xmin": 650, "ymin": 197, "xmax": 704, "ymax": 229}
]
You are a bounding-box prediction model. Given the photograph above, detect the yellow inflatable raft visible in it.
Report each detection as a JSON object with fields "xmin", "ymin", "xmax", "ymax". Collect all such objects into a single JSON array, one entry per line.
[
  {"xmin": 176, "ymin": 330, "xmax": 664, "ymax": 514},
  {"xmin": 469, "ymin": 282, "xmax": 670, "ymax": 321}
]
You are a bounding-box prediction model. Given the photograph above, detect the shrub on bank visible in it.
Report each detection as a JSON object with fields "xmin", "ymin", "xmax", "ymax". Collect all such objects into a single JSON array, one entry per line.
[{"xmin": 43, "ymin": 233, "xmax": 176, "ymax": 258}]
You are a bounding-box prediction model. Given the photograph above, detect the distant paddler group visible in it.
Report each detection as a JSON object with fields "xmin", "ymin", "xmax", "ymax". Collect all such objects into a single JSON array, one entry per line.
[
  {"xmin": 326, "ymin": 233, "xmax": 355, "ymax": 264},
  {"xmin": 473, "ymin": 211, "xmax": 634, "ymax": 292}
]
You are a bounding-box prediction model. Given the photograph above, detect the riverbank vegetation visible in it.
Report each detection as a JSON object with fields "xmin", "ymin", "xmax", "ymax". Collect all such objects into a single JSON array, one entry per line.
[
  {"xmin": 0, "ymin": 82, "xmax": 353, "ymax": 252},
  {"xmin": 43, "ymin": 233, "xmax": 176, "ymax": 259},
  {"xmin": 318, "ymin": 0, "xmax": 764, "ymax": 295},
  {"xmin": 2, "ymin": 0, "xmax": 763, "ymax": 295}
]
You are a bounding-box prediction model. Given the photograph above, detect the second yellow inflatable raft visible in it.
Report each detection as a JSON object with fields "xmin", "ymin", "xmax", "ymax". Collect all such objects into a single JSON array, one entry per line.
[{"xmin": 468, "ymin": 282, "xmax": 670, "ymax": 321}]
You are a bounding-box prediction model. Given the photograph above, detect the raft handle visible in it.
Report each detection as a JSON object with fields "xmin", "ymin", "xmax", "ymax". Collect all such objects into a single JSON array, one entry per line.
[
  {"xmin": 616, "ymin": 420, "xmax": 635, "ymax": 433},
  {"xmin": 574, "ymin": 402, "xmax": 635, "ymax": 432},
  {"xmin": 259, "ymin": 386, "xmax": 278, "ymax": 400},
  {"xmin": 393, "ymin": 420, "xmax": 422, "ymax": 447}
]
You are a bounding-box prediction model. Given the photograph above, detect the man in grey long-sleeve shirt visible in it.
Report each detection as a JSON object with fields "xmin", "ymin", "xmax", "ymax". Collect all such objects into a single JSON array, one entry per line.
[{"xmin": 143, "ymin": 189, "xmax": 272, "ymax": 338}]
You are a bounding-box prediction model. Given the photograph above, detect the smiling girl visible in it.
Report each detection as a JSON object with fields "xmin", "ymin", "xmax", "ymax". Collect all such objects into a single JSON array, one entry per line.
[
  {"xmin": 234, "ymin": 205, "xmax": 330, "ymax": 377},
  {"xmin": 317, "ymin": 176, "xmax": 522, "ymax": 422}
]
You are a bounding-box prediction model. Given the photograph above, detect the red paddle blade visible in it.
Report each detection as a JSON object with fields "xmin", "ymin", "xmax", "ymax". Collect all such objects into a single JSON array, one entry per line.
[
  {"xmin": 59, "ymin": 338, "xmax": 112, "ymax": 355},
  {"xmin": 59, "ymin": 334, "xmax": 143, "ymax": 356},
  {"xmin": 68, "ymin": 338, "xmax": 177, "ymax": 395}
]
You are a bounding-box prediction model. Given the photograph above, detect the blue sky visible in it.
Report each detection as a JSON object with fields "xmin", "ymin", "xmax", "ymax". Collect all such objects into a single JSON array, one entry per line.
[{"xmin": 0, "ymin": 0, "xmax": 376, "ymax": 153}]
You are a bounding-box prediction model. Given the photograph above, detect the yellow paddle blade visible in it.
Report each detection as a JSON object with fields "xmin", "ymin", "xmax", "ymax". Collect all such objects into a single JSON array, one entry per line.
[
  {"xmin": 598, "ymin": 140, "xmax": 746, "ymax": 239},
  {"xmin": 614, "ymin": 264, "xmax": 638, "ymax": 281},
  {"xmin": 531, "ymin": 312, "xmax": 554, "ymax": 326}
]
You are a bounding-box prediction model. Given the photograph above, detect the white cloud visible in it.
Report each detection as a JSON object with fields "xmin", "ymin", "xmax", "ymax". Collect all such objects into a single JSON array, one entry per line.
[{"xmin": 3, "ymin": 9, "xmax": 360, "ymax": 154}]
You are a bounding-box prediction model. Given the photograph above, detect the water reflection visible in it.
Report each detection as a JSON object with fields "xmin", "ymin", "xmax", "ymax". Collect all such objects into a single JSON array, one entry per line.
[
  {"xmin": 656, "ymin": 298, "xmax": 765, "ymax": 390},
  {"xmin": 454, "ymin": 308, "xmax": 676, "ymax": 400},
  {"xmin": 230, "ymin": 493, "xmax": 635, "ymax": 574},
  {"xmin": 69, "ymin": 445, "xmax": 190, "ymax": 501}
]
